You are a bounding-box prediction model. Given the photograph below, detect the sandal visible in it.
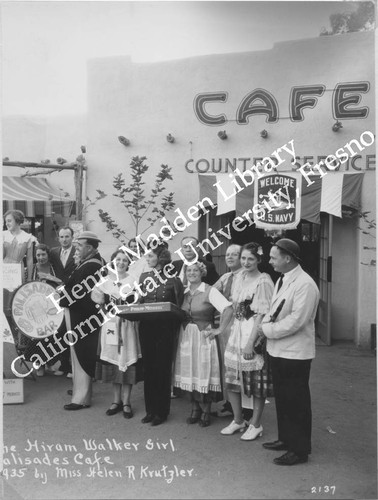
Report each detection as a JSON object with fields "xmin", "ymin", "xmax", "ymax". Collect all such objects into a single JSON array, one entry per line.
[
  {"xmin": 106, "ymin": 402, "xmax": 123, "ymax": 416},
  {"xmin": 123, "ymin": 404, "xmax": 133, "ymax": 419},
  {"xmin": 186, "ymin": 408, "xmax": 203, "ymax": 424},
  {"xmin": 198, "ymin": 412, "xmax": 211, "ymax": 428}
]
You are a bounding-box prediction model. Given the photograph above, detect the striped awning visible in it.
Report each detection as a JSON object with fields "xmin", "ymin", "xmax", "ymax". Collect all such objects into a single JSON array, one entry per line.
[
  {"xmin": 199, "ymin": 172, "xmax": 363, "ymax": 226},
  {"xmin": 2, "ymin": 176, "xmax": 75, "ymax": 217}
]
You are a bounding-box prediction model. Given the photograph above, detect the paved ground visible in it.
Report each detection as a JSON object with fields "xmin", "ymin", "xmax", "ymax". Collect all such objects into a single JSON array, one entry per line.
[{"xmin": 1, "ymin": 341, "xmax": 377, "ymax": 500}]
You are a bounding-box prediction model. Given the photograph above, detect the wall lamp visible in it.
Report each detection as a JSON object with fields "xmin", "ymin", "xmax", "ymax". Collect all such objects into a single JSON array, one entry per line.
[
  {"xmin": 260, "ymin": 129, "xmax": 268, "ymax": 139},
  {"xmin": 218, "ymin": 130, "xmax": 228, "ymax": 140},
  {"xmin": 332, "ymin": 121, "xmax": 343, "ymax": 132},
  {"xmin": 118, "ymin": 135, "xmax": 130, "ymax": 146},
  {"xmin": 166, "ymin": 133, "xmax": 175, "ymax": 143}
]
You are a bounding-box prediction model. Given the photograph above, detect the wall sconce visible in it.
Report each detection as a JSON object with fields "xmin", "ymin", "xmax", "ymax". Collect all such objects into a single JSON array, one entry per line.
[
  {"xmin": 118, "ymin": 136, "xmax": 130, "ymax": 146},
  {"xmin": 332, "ymin": 121, "xmax": 343, "ymax": 132},
  {"xmin": 260, "ymin": 129, "xmax": 268, "ymax": 139},
  {"xmin": 218, "ymin": 130, "xmax": 228, "ymax": 140},
  {"xmin": 166, "ymin": 133, "xmax": 175, "ymax": 143}
]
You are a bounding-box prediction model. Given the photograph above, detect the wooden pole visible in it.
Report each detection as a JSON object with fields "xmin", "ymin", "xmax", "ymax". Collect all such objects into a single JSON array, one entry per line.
[{"xmin": 3, "ymin": 161, "xmax": 87, "ymax": 171}]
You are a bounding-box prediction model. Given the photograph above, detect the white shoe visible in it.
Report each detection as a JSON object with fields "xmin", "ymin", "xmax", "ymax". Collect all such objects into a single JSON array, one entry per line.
[
  {"xmin": 66, "ymin": 373, "xmax": 73, "ymax": 379},
  {"xmin": 220, "ymin": 420, "xmax": 247, "ymax": 435},
  {"xmin": 240, "ymin": 424, "xmax": 263, "ymax": 441},
  {"xmin": 54, "ymin": 370, "xmax": 65, "ymax": 376}
]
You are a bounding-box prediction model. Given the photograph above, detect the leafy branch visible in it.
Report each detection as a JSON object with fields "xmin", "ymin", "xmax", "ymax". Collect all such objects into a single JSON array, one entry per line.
[{"xmin": 97, "ymin": 155, "xmax": 175, "ymax": 240}]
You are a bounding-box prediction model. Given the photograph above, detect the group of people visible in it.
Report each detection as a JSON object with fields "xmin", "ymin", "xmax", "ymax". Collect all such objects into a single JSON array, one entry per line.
[{"xmin": 3, "ymin": 209, "xmax": 320, "ymax": 466}]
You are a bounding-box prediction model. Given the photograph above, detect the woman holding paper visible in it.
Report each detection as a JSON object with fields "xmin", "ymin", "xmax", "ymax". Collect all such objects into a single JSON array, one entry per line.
[{"xmin": 173, "ymin": 261, "xmax": 234, "ymax": 428}]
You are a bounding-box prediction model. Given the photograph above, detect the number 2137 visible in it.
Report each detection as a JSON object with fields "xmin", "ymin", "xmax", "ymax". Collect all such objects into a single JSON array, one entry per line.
[{"xmin": 311, "ymin": 486, "xmax": 336, "ymax": 494}]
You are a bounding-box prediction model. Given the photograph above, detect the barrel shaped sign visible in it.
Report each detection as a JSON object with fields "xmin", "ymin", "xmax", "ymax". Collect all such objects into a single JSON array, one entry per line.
[
  {"xmin": 254, "ymin": 173, "xmax": 301, "ymax": 230},
  {"xmin": 11, "ymin": 281, "xmax": 64, "ymax": 339}
]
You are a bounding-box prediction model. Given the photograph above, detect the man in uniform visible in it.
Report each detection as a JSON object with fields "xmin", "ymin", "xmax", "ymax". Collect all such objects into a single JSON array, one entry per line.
[{"xmin": 59, "ymin": 231, "xmax": 104, "ymax": 410}]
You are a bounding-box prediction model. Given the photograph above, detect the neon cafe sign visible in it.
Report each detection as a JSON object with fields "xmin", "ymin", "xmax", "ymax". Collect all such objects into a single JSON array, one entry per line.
[{"xmin": 184, "ymin": 82, "xmax": 375, "ymax": 173}]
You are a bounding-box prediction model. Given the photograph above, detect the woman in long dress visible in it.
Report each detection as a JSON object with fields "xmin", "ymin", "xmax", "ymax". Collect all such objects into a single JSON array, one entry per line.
[
  {"xmin": 173, "ymin": 261, "xmax": 234, "ymax": 427},
  {"xmin": 221, "ymin": 242, "xmax": 274, "ymax": 441},
  {"xmin": 91, "ymin": 247, "xmax": 141, "ymax": 418},
  {"xmin": 3, "ymin": 209, "xmax": 37, "ymax": 282}
]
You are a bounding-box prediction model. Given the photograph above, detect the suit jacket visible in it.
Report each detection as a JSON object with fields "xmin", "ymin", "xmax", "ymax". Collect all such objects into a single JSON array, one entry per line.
[
  {"xmin": 261, "ymin": 265, "xmax": 319, "ymax": 360},
  {"xmin": 171, "ymin": 258, "xmax": 219, "ymax": 286},
  {"xmin": 50, "ymin": 246, "xmax": 76, "ymax": 284}
]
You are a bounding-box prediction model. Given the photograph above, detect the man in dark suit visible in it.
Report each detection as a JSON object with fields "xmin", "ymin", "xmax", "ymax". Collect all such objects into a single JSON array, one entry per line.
[
  {"xmin": 50, "ymin": 226, "xmax": 76, "ymax": 284},
  {"xmin": 172, "ymin": 236, "xmax": 219, "ymax": 286},
  {"xmin": 49, "ymin": 226, "xmax": 77, "ymax": 376}
]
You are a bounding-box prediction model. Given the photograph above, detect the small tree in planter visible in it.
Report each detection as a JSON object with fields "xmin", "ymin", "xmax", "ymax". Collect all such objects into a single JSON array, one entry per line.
[{"xmin": 97, "ymin": 155, "xmax": 175, "ymax": 243}]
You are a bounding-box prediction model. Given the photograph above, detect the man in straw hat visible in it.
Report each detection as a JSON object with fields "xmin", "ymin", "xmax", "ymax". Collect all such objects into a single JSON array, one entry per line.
[
  {"xmin": 59, "ymin": 231, "xmax": 104, "ymax": 410},
  {"xmin": 256, "ymin": 238, "xmax": 319, "ymax": 466}
]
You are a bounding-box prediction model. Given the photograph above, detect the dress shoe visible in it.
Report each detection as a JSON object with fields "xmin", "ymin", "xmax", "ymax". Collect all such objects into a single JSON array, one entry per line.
[
  {"xmin": 151, "ymin": 416, "xmax": 166, "ymax": 426},
  {"xmin": 216, "ymin": 401, "xmax": 233, "ymax": 418},
  {"xmin": 64, "ymin": 403, "xmax": 90, "ymax": 411},
  {"xmin": 198, "ymin": 412, "xmax": 211, "ymax": 428},
  {"xmin": 262, "ymin": 440, "xmax": 288, "ymax": 451},
  {"xmin": 220, "ymin": 420, "xmax": 248, "ymax": 435},
  {"xmin": 240, "ymin": 424, "xmax": 263, "ymax": 441},
  {"xmin": 123, "ymin": 404, "xmax": 133, "ymax": 419},
  {"xmin": 273, "ymin": 451, "xmax": 308, "ymax": 466},
  {"xmin": 186, "ymin": 409, "xmax": 203, "ymax": 424},
  {"xmin": 106, "ymin": 402, "xmax": 123, "ymax": 416},
  {"xmin": 141, "ymin": 413, "xmax": 154, "ymax": 424}
]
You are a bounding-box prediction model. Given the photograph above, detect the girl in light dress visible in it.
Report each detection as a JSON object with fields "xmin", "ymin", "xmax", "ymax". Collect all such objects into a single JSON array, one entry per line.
[
  {"xmin": 91, "ymin": 248, "xmax": 141, "ymax": 419},
  {"xmin": 221, "ymin": 242, "xmax": 274, "ymax": 441}
]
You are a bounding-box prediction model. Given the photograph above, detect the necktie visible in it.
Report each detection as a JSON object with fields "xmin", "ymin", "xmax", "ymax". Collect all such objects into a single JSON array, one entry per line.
[
  {"xmin": 276, "ymin": 274, "xmax": 284, "ymax": 292},
  {"xmin": 61, "ymin": 249, "xmax": 68, "ymax": 266},
  {"xmin": 223, "ymin": 273, "xmax": 234, "ymax": 300},
  {"xmin": 182, "ymin": 264, "xmax": 188, "ymax": 286}
]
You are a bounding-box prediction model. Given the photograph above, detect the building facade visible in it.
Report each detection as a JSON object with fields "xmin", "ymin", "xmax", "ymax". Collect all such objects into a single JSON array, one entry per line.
[{"xmin": 85, "ymin": 31, "xmax": 375, "ymax": 347}]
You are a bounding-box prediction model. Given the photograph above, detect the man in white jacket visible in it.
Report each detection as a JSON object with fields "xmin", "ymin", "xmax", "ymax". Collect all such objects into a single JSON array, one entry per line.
[{"xmin": 257, "ymin": 238, "xmax": 319, "ymax": 466}]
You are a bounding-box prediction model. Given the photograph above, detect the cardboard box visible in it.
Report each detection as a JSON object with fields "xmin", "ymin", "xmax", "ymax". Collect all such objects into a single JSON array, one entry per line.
[{"xmin": 3, "ymin": 378, "xmax": 24, "ymax": 404}]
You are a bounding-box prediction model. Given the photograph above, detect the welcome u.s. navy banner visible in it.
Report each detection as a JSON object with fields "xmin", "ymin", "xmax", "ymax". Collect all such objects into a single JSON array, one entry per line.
[
  {"xmin": 253, "ymin": 172, "xmax": 302, "ymax": 230},
  {"xmin": 198, "ymin": 172, "xmax": 364, "ymax": 228}
]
